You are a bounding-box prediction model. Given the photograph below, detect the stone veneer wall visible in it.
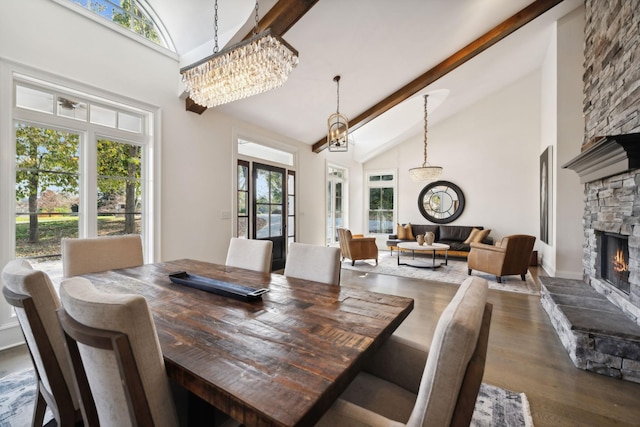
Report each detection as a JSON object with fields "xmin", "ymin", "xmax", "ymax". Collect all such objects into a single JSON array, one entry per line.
[
  {"xmin": 583, "ymin": 0, "xmax": 640, "ymax": 138},
  {"xmin": 582, "ymin": 1, "xmax": 640, "ymax": 319}
]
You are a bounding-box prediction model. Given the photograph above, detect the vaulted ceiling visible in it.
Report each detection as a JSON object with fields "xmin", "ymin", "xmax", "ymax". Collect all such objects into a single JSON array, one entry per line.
[{"xmin": 151, "ymin": 0, "xmax": 582, "ymax": 162}]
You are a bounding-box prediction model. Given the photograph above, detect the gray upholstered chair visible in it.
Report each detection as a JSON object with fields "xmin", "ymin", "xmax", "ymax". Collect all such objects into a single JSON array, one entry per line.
[
  {"xmin": 57, "ymin": 277, "xmax": 179, "ymax": 427},
  {"xmin": 284, "ymin": 242, "xmax": 341, "ymax": 285},
  {"xmin": 316, "ymin": 276, "xmax": 492, "ymax": 427},
  {"xmin": 61, "ymin": 234, "xmax": 144, "ymax": 277},
  {"xmin": 1, "ymin": 259, "xmax": 83, "ymax": 427},
  {"xmin": 225, "ymin": 237, "xmax": 273, "ymax": 273}
]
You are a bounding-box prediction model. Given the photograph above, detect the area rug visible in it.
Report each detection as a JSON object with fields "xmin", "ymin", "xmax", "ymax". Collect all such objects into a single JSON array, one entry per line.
[
  {"xmin": 0, "ymin": 369, "xmax": 52, "ymax": 426},
  {"xmin": 342, "ymin": 253, "xmax": 539, "ymax": 295},
  {"xmin": 1, "ymin": 369, "xmax": 533, "ymax": 427}
]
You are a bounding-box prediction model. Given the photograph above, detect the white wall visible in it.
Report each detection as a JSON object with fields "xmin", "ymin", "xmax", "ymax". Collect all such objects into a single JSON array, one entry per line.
[
  {"xmin": 365, "ymin": 72, "xmax": 542, "ymax": 246},
  {"xmin": 554, "ymin": 7, "xmax": 585, "ymax": 279},
  {"xmin": 539, "ymin": 6, "xmax": 584, "ymax": 279}
]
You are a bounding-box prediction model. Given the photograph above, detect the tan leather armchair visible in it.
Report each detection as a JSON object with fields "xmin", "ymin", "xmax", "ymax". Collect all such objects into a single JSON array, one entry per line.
[
  {"xmin": 337, "ymin": 228, "xmax": 379, "ymax": 266},
  {"xmin": 468, "ymin": 234, "xmax": 536, "ymax": 283}
]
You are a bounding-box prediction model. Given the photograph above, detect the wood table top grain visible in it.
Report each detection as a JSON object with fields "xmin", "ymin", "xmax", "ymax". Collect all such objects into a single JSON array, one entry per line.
[{"xmin": 84, "ymin": 259, "xmax": 414, "ymax": 427}]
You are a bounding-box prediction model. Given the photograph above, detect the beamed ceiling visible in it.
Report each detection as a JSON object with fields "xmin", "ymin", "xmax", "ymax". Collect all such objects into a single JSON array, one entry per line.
[{"xmin": 158, "ymin": 0, "xmax": 582, "ymax": 161}]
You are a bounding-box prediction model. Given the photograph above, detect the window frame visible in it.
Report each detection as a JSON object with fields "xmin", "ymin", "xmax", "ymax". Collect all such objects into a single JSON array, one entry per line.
[
  {"xmin": 51, "ymin": 0, "xmax": 177, "ymax": 56},
  {"xmin": 326, "ymin": 164, "xmax": 348, "ymax": 246},
  {"xmin": 365, "ymin": 170, "xmax": 397, "ymax": 236}
]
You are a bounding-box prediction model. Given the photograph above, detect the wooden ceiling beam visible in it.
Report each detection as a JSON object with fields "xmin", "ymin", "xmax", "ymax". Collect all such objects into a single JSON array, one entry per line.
[
  {"xmin": 312, "ymin": 0, "xmax": 565, "ymax": 152},
  {"xmin": 186, "ymin": 0, "xmax": 319, "ymax": 114}
]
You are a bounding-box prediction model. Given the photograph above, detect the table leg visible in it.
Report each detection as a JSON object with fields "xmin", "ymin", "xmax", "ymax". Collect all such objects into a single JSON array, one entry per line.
[{"xmin": 445, "ymin": 250, "xmax": 449, "ymax": 266}]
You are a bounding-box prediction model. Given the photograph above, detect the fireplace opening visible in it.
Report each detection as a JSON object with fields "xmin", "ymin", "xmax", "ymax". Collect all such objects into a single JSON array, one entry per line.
[{"xmin": 600, "ymin": 232, "xmax": 630, "ymax": 294}]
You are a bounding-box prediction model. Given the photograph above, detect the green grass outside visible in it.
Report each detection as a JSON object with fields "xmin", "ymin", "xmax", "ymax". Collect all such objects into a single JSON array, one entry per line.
[{"xmin": 15, "ymin": 216, "xmax": 140, "ymax": 259}]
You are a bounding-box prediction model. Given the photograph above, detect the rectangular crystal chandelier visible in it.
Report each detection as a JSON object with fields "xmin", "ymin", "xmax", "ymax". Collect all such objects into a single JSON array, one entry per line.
[{"xmin": 180, "ymin": 28, "xmax": 299, "ymax": 108}]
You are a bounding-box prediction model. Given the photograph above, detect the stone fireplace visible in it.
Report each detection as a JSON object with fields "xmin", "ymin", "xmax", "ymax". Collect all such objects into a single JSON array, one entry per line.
[
  {"xmin": 563, "ymin": 132, "xmax": 640, "ymax": 323},
  {"xmin": 538, "ymin": 0, "xmax": 640, "ymax": 383},
  {"xmin": 539, "ymin": 134, "xmax": 640, "ymax": 383}
]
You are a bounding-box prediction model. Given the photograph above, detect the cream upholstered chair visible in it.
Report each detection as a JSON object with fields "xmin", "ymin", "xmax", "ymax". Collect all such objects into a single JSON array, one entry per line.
[
  {"xmin": 1, "ymin": 260, "xmax": 83, "ymax": 427},
  {"xmin": 337, "ymin": 228, "xmax": 379, "ymax": 266},
  {"xmin": 57, "ymin": 277, "xmax": 179, "ymax": 427},
  {"xmin": 61, "ymin": 234, "xmax": 144, "ymax": 277},
  {"xmin": 225, "ymin": 237, "xmax": 273, "ymax": 273},
  {"xmin": 284, "ymin": 242, "xmax": 341, "ymax": 285},
  {"xmin": 316, "ymin": 276, "xmax": 492, "ymax": 427},
  {"xmin": 468, "ymin": 234, "xmax": 536, "ymax": 283}
]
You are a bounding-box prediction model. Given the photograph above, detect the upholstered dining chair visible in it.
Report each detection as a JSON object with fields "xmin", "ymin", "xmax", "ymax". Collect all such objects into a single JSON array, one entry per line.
[
  {"xmin": 284, "ymin": 242, "xmax": 341, "ymax": 286},
  {"xmin": 316, "ymin": 276, "xmax": 492, "ymax": 427},
  {"xmin": 337, "ymin": 228, "xmax": 379, "ymax": 266},
  {"xmin": 467, "ymin": 234, "xmax": 536, "ymax": 283},
  {"xmin": 1, "ymin": 259, "xmax": 83, "ymax": 427},
  {"xmin": 61, "ymin": 234, "xmax": 144, "ymax": 277},
  {"xmin": 57, "ymin": 277, "xmax": 179, "ymax": 427},
  {"xmin": 225, "ymin": 237, "xmax": 273, "ymax": 273}
]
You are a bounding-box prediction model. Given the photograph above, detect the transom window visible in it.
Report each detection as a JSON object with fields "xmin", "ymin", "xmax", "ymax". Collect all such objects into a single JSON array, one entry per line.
[{"xmin": 60, "ymin": 0, "xmax": 174, "ymax": 50}]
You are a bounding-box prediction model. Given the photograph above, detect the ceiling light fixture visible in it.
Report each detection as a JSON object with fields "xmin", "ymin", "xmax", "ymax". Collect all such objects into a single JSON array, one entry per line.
[
  {"xmin": 180, "ymin": 0, "xmax": 299, "ymax": 108},
  {"xmin": 409, "ymin": 94, "xmax": 442, "ymax": 180},
  {"xmin": 328, "ymin": 75, "xmax": 349, "ymax": 152}
]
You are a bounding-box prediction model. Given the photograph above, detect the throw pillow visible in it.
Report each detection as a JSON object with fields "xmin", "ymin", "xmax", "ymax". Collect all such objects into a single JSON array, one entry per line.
[
  {"xmin": 473, "ymin": 229, "xmax": 491, "ymax": 243},
  {"xmin": 397, "ymin": 223, "xmax": 414, "ymax": 240},
  {"xmin": 463, "ymin": 228, "xmax": 481, "ymax": 244}
]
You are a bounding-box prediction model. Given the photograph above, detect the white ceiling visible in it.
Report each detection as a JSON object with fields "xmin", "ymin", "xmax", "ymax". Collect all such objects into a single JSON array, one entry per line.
[{"xmin": 149, "ymin": 0, "xmax": 582, "ymax": 162}]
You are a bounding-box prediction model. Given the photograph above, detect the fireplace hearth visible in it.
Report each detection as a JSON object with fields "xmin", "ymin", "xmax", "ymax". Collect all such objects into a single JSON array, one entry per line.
[{"xmin": 599, "ymin": 232, "xmax": 630, "ymax": 295}]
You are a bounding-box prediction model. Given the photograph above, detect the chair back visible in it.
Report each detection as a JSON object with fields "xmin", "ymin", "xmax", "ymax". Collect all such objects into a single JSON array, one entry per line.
[
  {"xmin": 337, "ymin": 228, "xmax": 352, "ymax": 258},
  {"xmin": 62, "ymin": 234, "xmax": 144, "ymax": 277},
  {"xmin": 1, "ymin": 259, "xmax": 81, "ymax": 426},
  {"xmin": 284, "ymin": 242, "xmax": 341, "ymax": 285},
  {"xmin": 500, "ymin": 234, "xmax": 536, "ymax": 274},
  {"xmin": 58, "ymin": 277, "xmax": 178, "ymax": 427},
  {"xmin": 225, "ymin": 237, "xmax": 273, "ymax": 273},
  {"xmin": 408, "ymin": 276, "xmax": 492, "ymax": 427}
]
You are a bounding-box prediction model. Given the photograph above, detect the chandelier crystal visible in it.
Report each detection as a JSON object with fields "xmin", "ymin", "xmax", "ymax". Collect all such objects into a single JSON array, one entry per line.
[
  {"xmin": 180, "ymin": 1, "xmax": 299, "ymax": 108},
  {"xmin": 328, "ymin": 75, "xmax": 349, "ymax": 152},
  {"xmin": 409, "ymin": 94, "xmax": 443, "ymax": 180}
]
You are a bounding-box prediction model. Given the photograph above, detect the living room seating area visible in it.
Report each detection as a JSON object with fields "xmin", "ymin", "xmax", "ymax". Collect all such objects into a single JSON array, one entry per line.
[{"xmin": 387, "ymin": 224, "xmax": 493, "ymax": 258}]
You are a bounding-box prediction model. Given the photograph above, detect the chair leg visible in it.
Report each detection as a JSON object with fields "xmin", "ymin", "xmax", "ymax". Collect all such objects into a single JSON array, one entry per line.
[
  {"xmin": 521, "ymin": 274, "xmax": 526, "ymax": 281},
  {"xmin": 375, "ymin": 259, "xmax": 378, "ymax": 266},
  {"xmin": 468, "ymin": 269, "xmax": 472, "ymax": 275},
  {"xmin": 352, "ymin": 260, "xmax": 355, "ymax": 266},
  {"xmin": 32, "ymin": 387, "xmax": 46, "ymax": 427},
  {"xmin": 496, "ymin": 276, "xmax": 502, "ymax": 283}
]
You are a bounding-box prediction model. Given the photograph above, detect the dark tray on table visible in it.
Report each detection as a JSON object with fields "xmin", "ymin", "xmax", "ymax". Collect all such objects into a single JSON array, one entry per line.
[{"xmin": 168, "ymin": 271, "xmax": 269, "ymax": 301}]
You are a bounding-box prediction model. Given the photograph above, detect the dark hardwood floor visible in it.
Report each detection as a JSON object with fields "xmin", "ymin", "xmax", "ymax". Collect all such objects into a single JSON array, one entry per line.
[
  {"xmin": 2, "ymin": 265, "xmax": 640, "ymax": 426},
  {"xmin": 340, "ymin": 267, "xmax": 640, "ymax": 427}
]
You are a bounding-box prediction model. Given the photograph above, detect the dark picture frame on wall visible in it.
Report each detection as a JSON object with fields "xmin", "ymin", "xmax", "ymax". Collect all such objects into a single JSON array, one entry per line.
[{"xmin": 540, "ymin": 146, "xmax": 552, "ymax": 244}]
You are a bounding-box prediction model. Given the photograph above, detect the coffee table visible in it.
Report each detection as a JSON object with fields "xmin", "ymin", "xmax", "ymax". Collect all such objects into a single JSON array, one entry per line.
[{"xmin": 397, "ymin": 241, "xmax": 450, "ymax": 269}]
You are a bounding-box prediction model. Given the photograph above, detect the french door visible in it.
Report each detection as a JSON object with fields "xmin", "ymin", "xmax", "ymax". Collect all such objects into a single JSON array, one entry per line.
[{"xmin": 253, "ymin": 163, "xmax": 287, "ymax": 271}]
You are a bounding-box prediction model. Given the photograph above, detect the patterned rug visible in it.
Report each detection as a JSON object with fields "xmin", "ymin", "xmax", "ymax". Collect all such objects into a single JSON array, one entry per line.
[
  {"xmin": 341, "ymin": 252, "xmax": 539, "ymax": 295},
  {"xmin": 1, "ymin": 369, "xmax": 532, "ymax": 426}
]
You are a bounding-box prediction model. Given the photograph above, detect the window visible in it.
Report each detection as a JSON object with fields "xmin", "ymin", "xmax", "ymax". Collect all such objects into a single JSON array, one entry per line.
[
  {"xmin": 62, "ymin": 0, "xmax": 174, "ymax": 50},
  {"xmin": 366, "ymin": 171, "xmax": 396, "ymax": 235},
  {"xmin": 237, "ymin": 160, "xmax": 249, "ymax": 238},
  {"xmin": 326, "ymin": 165, "xmax": 347, "ymax": 245},
  {"xmin": 10, "ymin": 76, "xmax": 154, "ymax": 270},
  {"xmin": 287, "ymin": 171, "xmax": 296, "ymax": 246}
]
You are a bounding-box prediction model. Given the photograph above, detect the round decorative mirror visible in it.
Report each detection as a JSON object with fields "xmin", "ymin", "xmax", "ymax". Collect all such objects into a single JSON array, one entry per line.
[{"xmin": 418, "ymin": 180, "xmax": 465, "ymax": 224}]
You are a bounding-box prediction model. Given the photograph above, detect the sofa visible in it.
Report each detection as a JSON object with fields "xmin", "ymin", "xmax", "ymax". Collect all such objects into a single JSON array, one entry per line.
[{"xmin": 387, "ymin": 224, "xmax": 493, "ymax": 258}]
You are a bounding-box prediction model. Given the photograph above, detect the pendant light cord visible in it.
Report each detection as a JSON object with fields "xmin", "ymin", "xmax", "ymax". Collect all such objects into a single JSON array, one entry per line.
[
  {"xmin": 423, "ymin": 94, "xmax": 428, "ymax": 167},
  {"xmin": 334, "ymin": 75, "xmax": 341, "ymax": 114},
  {"xmin": 213, "ymin": 0, "xmax": 219, "ymax": 53},
  {"xmin": 253, "ymin": 0, "xmax": 260, "ymax": 36}
]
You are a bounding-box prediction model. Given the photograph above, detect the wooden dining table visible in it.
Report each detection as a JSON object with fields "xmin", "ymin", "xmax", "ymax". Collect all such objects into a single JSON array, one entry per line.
[{"xmin": 82, "ymin": 258, "xmax": 414, "ymax": 427}]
